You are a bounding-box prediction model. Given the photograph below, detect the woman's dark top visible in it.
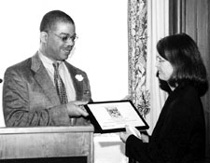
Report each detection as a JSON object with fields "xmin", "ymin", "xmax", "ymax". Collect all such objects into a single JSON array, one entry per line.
[{"xmin": 126, "ymin": 85, "xmax": 205, "ymax": 163}]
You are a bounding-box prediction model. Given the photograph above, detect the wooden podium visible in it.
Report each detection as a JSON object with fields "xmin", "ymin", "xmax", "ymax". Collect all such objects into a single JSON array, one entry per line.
[{"xmin": 0, "ymin": 125, "xmax": 94, "ymax": 163}]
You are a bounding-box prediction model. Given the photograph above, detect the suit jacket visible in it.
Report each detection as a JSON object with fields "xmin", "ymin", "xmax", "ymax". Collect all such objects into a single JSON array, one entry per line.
[
  {"xmin": 126, "ymin": 85, "xmax": 206, "ymax": 163},
  {"xmin": 3, "ymin": 52, "xmax": 92, "ymax": 127}
]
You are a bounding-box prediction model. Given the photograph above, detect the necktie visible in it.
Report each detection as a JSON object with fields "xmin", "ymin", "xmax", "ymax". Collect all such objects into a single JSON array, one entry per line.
[
  {"xmin": 53, "ymin": 62, "xmax": 68, "ymax": 104},
  {"xmin": 53, "ymin": 62, "xmax": 76, "ymax": 126}
]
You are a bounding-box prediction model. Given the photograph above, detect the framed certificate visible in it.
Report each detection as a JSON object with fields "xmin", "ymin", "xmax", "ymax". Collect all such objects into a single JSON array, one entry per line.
[{"xmin": 85, "ymin": 100, "xmax": 149, "ymax": 133}]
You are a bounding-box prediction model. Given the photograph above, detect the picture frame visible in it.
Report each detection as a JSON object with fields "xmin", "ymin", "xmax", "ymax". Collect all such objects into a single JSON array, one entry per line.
[{"xmin": 85, "ymin": 100, "xmax": 149, "ymax": 133}]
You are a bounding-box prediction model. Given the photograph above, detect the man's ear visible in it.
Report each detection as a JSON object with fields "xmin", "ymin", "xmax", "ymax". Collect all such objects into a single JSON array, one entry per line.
[{"xmin": 40, "ymin": 31, "xmax": 48, "ymax": 43}]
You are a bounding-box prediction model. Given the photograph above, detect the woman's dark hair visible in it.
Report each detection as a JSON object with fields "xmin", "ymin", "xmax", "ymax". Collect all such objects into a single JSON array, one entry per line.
[
  {"xmin": 40, "ymin": 10, "xmax": 75, "ymax": 32},
  {"xmin": 156, "ymin": 33, "xmax": 208, "ymax": 96}
]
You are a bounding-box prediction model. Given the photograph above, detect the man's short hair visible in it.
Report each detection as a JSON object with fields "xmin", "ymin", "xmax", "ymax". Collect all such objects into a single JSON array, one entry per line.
[{"xmin": 40, "ymin": 10, "xmax": 75, "ymax": 32}]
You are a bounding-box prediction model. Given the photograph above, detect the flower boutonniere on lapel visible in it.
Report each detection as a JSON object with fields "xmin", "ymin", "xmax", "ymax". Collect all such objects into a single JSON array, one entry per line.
[{"xmin": 75, "ymin": 74, "xmax": 84, "ymax": 82}]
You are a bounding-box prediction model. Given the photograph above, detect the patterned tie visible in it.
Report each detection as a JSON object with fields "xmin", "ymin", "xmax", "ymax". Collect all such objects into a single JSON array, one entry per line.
[{"xmin": 53, "ymin": 62, "xmax": 68, "ymax": 104}]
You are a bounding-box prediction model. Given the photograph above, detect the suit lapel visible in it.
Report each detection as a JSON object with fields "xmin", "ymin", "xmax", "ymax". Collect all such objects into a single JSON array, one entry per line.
[
  {"xmin": 64, "ymin": 62, "xmax": 83, "ymax": 100},
  {"xmin": 31, "ymin": 53, "xmax": 60, "ymax": 105}
]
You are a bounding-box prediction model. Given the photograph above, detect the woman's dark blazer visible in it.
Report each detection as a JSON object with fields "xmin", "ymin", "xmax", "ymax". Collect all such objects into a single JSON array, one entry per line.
[{"xmin": 126, "ymin": 85, "xmax": 206, "ymax": 163}]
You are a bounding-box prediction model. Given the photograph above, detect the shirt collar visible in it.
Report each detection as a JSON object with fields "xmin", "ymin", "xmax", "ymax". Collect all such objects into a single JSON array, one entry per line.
[
  {"xmin": 38, "ymin": 51, "xmax": 65, "ymax": 68},
  {"xmin": 38, "ymin": 51, "xmax": 54, "ymax": 66}
]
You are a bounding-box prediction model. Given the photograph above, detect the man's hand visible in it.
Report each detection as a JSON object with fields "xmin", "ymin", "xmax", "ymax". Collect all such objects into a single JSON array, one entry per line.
[{"xmin": 66, "ymin": 101, "xmax": 89, "ymax": 117}]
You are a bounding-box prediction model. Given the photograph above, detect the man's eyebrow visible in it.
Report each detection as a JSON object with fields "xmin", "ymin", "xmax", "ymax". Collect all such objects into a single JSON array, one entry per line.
[{"xmin": 59, "ymin": 32, "xmax": 76, "ymax": 37}]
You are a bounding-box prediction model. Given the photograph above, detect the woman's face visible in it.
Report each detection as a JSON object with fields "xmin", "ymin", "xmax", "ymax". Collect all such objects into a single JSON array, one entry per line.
[{"xmin": 156, "ymin": 55, "xmax": 174, "ymax": 81}]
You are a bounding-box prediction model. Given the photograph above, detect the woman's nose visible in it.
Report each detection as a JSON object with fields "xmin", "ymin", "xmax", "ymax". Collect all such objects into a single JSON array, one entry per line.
[{"xmin": 155, "ymin": 61, "xmax": 160, "ymax": 68}]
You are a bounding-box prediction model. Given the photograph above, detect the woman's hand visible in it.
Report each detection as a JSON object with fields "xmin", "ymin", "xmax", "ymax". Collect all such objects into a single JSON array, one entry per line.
[
  {"xmin": 120, "ymin": 125, "xmax": 141, "ymax": 143},
  {"xmin": 141, "ymin": 133, "xmax": 149, "ymax": 143}
]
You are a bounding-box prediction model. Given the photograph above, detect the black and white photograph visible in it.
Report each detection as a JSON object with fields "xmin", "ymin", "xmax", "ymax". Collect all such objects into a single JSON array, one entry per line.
[{"xmin": 0, "ymin": 0, "xmax": 210, "ymax": 163}]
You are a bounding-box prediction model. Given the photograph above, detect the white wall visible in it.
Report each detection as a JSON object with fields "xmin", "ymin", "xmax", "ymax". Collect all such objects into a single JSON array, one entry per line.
[{"xmin": 0, "ymin": 1, "xmax": 128, "ymax": 162}]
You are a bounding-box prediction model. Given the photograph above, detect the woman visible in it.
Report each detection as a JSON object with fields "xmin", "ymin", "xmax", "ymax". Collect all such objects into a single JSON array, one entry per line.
[{"xmin": 120, "ymin": 33, "xmax": 208, "ymax": 163}]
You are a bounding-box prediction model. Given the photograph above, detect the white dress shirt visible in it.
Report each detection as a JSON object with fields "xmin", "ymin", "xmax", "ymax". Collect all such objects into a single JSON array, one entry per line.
[{"xmin": 38, "ymin": 51, "xmax": 76, "ymax": 101}]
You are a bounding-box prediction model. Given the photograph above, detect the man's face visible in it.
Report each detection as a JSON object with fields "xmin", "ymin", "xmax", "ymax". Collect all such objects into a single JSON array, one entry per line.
[{"xmin": 44, "ymin": 21, "xmax": 76, "ymax": 61}]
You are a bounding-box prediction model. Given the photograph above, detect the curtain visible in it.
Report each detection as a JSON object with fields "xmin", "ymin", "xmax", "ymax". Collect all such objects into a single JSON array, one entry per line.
[{"xmin": 128, "ymin": 0, "xmax": 169, "ymax": 134}]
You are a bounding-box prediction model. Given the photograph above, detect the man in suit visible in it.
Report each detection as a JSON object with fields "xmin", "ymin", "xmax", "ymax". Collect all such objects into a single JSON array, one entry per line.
[{"xmin": 3, "ymin": 10, "xmax": 92, "ymax": 127}]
